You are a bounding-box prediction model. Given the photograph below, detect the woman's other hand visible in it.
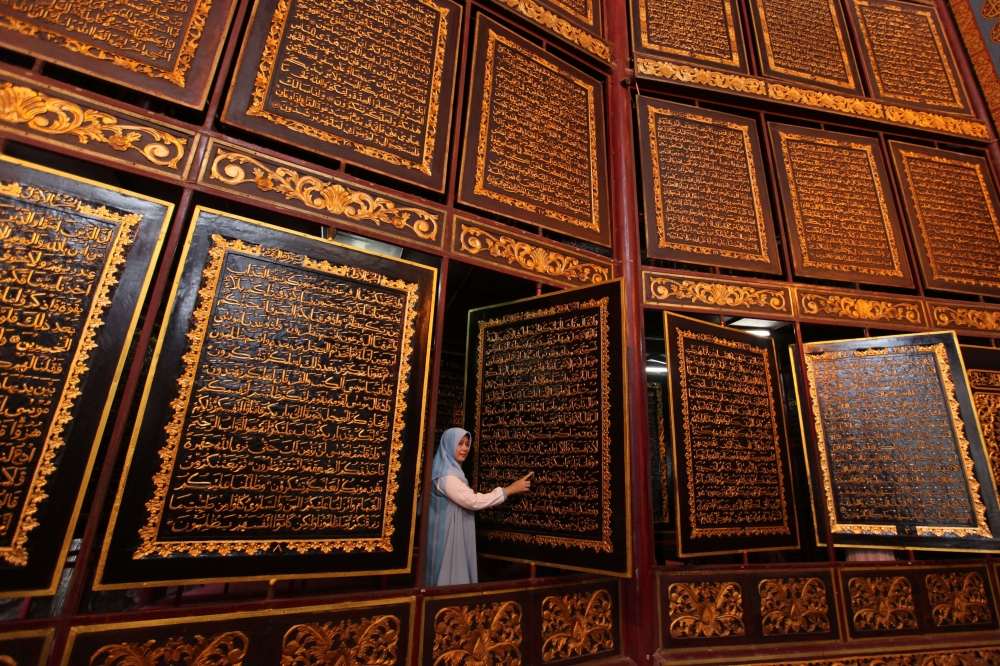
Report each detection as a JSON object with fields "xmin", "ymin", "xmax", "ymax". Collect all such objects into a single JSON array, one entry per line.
[{"xmin": 505, "ymin": 472, "xmax": 534, "ymax": 496}]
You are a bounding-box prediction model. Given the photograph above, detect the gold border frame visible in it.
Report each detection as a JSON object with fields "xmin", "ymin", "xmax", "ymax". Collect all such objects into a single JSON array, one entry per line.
[
  {"xmin": 754, "ymin": 0, "xmax": 856, "ymax": 90},
  {"xmin": 94, "ymin": 205, "xmax": 436, "ymax": 589},
  {"xmin": 0, "ymin": 154, "xmax": 172, "ymax": 597},
  {"xmin": 636, "ymin": 0, "xmax": 741, "ymax": 68}
]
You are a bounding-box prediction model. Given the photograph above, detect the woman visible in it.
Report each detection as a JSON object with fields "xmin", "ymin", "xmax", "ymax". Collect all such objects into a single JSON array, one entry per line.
[{"xmin": 425, "ymin": 427, "xmax": 533, "ymax": 586}]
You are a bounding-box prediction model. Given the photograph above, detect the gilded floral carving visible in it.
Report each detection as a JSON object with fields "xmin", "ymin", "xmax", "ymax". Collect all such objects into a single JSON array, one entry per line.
[
  {"xmin": 459, "ymin": 224, "xmax": 609, "ymax": 284},
  {"xmin": 926, "ymin": 572, "xmax": 993, "ymax": 626},
  {"xmin": 768, "ymin": 84, "xmax": 884, "ymax": 118},
  {"xmin": 0, "ymin": 83, "xmax": 187, "ymax": 169},
  {"xmin": 90, "ymin": 632, "xmax": 248, "ymax": 666},
  {"xmin": 635, "ymin": 58, "xmax": 767, "ymax": 95},
  {"xmin": 758, "ymin": 578, "xmax": 831, "ymax": 635},
  {"xmin": 884, "ymin": 105, "xmax": 989, "ymax": 139},
  {"xmin": 541, "ymin": 590, "xmax": 614, "ymax": 662},
  {"xmin": 210, "ymin": 150, "xmax": 439, "ymax": 241},
  {"xmin": 280, "ymin": 616, "xmax": 400, "ymax": 665},
  {"xmin": 648, "ymin": 277, "xmax": 788, "ymax": 312},
  {"xmin": 668, "ymin": 581, "xmax": 745, "ymax": 638},
  {"xmin": 738, "ymin": 647, "xmax": 1000, "ymax": 665},
  {"xmin": 432, "ymin": 602, "xmax": 522, "ymax": 666},
  {"xmin": 932, "ymin": 305, "xmax": 1000, "ymax": 332},
  {"xmin": 848, "ymin": 576, "xmax": 918, "ymax": 631},
  {"xmin": 798, "ymin": 293, "xmax": 924, "ymax": 324},
  {"xmin": 490, "ymin": 0, "xmax": 611, "ymax": 61},
  {"xmin": 974, "ymin": 392, "xmax": 1000, "ymax": 475}
]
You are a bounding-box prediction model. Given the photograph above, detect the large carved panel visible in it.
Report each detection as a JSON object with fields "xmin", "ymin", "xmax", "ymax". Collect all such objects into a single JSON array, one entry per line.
[
  {"xmin": 0, "ymin": 0, "xmax": 237, "ymax": 108},
  {"xmin": 465, "ymin": 281, "xmax": 630, "ymax": 575},
  {"xmin": 848, "ymin": 0, "xmax": 970, "ymax": 113},
  {"xmin": 796, "ymin": 332, "xmax": 1000, "ymax": 551},
  {"xmin": 0, "ymin": 156, "xmax": 171, "ymax": 597},
  {"xmin": 889, "ymin": 142, "xmax": 1000, "ymax": 297},
  {"xmin": 458, "ymin": 15, "xmax": 611, "ymax": 246},
  {"xmin": 96, "ymin": 208, "xmax": 436, "ymax": 588},
  {"xmin": 664, "ymin": 314, "xmax": 799, "ymax": 557},
  {"xmin": 960, "ymin": 345, "xmax": 1000, "ymax": 483},
  {"xmin": 62, "ymin": 598, "xmax": 415, "ymax": 666},
  {"xmin": 630, "ymin": 0, "xmax": 750, "ymax": 74},
  {"xmin": 637, "ymin": 97, "xmax": 780, "ymax": 274},
  {"xmin": 223, "ymin": 0, "xmax": 461, "ymax": 191},
  {"xmin": 747, "ymin": 0, "xmax": 863, "ymax": 93},
  {"xmin": 769, "ymin": 124, "xmax": 913, "ymax": 288}
]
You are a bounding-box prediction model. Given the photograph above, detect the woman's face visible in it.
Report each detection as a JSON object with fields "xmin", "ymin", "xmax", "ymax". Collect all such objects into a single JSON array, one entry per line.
[{"xmin": 453, "ymin": 435, "xmax": 470, "ymax": 463}]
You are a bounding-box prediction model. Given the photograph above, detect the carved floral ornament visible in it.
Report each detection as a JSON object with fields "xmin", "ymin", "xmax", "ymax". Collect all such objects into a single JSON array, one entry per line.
[
  {"xmin": 541, "ymin": 590, "xmax": 614, "ymax": 662},
  {"xmin": 668, "ymin": 581, "xmax": 745, "ymax": 639},
  {"xmin": 459, "ymin": 224, "xmax": 609, "ymax": 285},
  {"xmin": 758, "ymin": 578, "xmax": 831, "ymax": 636},
  {"xmin": 647, "ymin": 276, "xmax": 789, "ymax": 312},
  {"xmin": 933, "ymin": 304, "xmax": 1000, "ymax": 332},
  {"xmin": 926, "ymin": 572, "xmax": 993, "ymax": 626},
  {"xmin": 848, "ymin": 576, "xmax": 918, "ymax": 632},
  {"xmin": 89, "ymin": 632, "xmax": 248, "ymax": 666},
  {"xmin": 432, "ymin": 602, "xmax": 523, "ymax": 666},
  {"xmin": 491, "ymin": 0, "xmax": 611, "ymax": 61},
  {"xmin": 280, "ymin": 616, "xmax": 400, "ymax": 666}
]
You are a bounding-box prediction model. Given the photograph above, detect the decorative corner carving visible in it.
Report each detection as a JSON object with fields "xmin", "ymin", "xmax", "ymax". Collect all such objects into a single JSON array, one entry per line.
[
  {"xmin": 848, "ymin": 576, "xmax": 918, "ymax": 631},
  {"xmin": 668, "ymin": 581, "xmax": 745, "ymax": 639},
  {"xmin": 490, "ymin": 0, "xmax": 611, "ymax": 61},
  {"xmin": 90, "ymin": 632, "xmax": 248, "ymax": 666},
  {"xmin": 540, "ymin": 589, "xmax": 614, "ymax": 662},
  {"xmin": 432, "ymin": 602, "xmax": 522, "ymax": 666},
  {"xmin": 635, "ymin": 58, "xmax": 767, "ymax": 95},
  {"xmin": 648, "ymin": 276, "xmax": 789, "ymax": 312},
  {"xmin": 926, "ymin": 572, "xmax": 993, "ymax": 626},
  {"xmin": 458, "ymin": 223, "xmax": 609, "ymax": 284},
  {"xmin": 798, "ymin": 292, "xmax": 924, "ymax": 325},
  {"xmin": 758, "ymin": 578, "xmax": 831, "ymax": 636},
  {"xmin": 932, "ymin": 305, "xmax": 1000, "ymax": 332},
  {"xmin": 280, "ymin": 616, "xmax": 400, "ymax": 665}
]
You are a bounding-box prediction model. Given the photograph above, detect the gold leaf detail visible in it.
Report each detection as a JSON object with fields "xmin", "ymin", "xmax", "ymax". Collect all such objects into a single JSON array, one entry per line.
[
  {"xmin": 849, "ymin": 576, "xmax": 918, "ymax": 631},
  {"xmin": 491, "ymin": 0, "xmax": 610, "ymax": 61},
  {"xmin": 541, "ymin": 590, "xmax": 614, "ymax": 662},
  {"xmin": 432, "ymin": 602, "xmax": 522, "ymax": 666},
  {"xmin": 974, "ymin": 392, "xmax": 1000, "ymax": 475},
  {"xmin": 635, "ymin": 58, "xmax": 767, "ymax": 95},
  {"xmin": 280, "ymin": 616, "xmax": 400, "ymax": 665},
  {"xmin": 668, "ymin": 581, "xmax": 745, "ymax": 639},
  {"xmin": 884, "ymin": 105, "xmax": 989, "ymax": 139},
  {"xmin": 0, "ymin": 83, "xmax": 187, "ymax": 169},
  {"xmin": 648, "ymin": 277, "xmax": 787, "ymax": 312},
  {"xmin": 210, "ymin": 150, "xmax": 439, "ymax": 240},
  {"xmin": 90, "ymin": 632, "xmax": 247, "ymax": 666},
  {"xmin": 926, "ymin": 572, "xmax": 993, "ymax": 626},
  {"xmin": 799, "ymin": 293, "xmax": 923, "ymax": 324},
  {"xmin": 459, "ymin": 224, "xmax": 608, "ymax": 284},
  {"xmin": 932, "ymin": 305, "xmax": 1000, "ymax": 332},
  {"xmin": 759, "ymin": 578, "xmax": 830, "ymax": 635},
  {"xmin": 767, "ymin": 84, "xmax": 884, "ymax": 117}
]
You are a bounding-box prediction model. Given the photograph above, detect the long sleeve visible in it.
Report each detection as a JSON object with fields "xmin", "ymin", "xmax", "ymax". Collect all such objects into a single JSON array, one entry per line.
[{"xmin": 436, "ymin": 476, "xmax": 506, "ymax": 511}]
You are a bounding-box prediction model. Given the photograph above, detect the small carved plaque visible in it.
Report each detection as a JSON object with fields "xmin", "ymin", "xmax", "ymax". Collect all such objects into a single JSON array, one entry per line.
[
  {"xmin": 849, "ymin": 0, "xmax": 969, "ymax": 112},
  {"xmin": 665, "ymin": 314, "xmax": 799, "ymax": 556},
  {"xmin": 224, "ymin": 0, "xmax": 461, "ymax": 191},
  {"xmin": 748, "ymin": 0, "xmax": 862, "ymax": 92},
  {"xmin": 848, "ymin": 576, "xmax": 919, "ymax": 632},
  {"xmin": 949, "ymin": 0, "xmax": 1000, "ymax": 132},
  {"xmin": 637, "ymin": 97, "xmax": 780, "ymax": 273},
  {"xmin": 799, "ymin": 332, "xmax": 1000, "ymax": 551},
  {"xmin": 630, "ymin": 0, "xmax": 749, "ymax": 73},
  {"xmin": 770, "ymin": 124, "xmax": 912, "ymax": 288},
  {"xmin": 668, "ymin": 581, "xmax": 746, "ymax": 638},
  {"xmin": 0, "ymin": 157, "xmax": 171, "ymax": 597},
  {"xmin": 890, "ymin": 142, "xmax": 1000, "ymax": 297},
  {"xmin": 0, "ymin": 0, "xmax": 236, "ymax": 108},
  {"xmin": 459, "ymin": 15, "xmax": 611, "ymax": 246},
  {"xmin": 647, "ymin": 381, "xmax": 671, "ymax": 526}
]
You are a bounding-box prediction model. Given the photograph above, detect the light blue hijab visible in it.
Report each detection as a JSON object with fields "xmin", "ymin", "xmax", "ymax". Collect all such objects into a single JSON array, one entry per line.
[{"xmin": 425, "ymin": 428, "xmax": 479, "ymax": 586}]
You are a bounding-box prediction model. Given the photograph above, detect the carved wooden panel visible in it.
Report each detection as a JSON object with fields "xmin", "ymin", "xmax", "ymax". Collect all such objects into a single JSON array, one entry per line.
[
  {"xmin": 96, "ymin": 208, "xmax": 436, "ymax": 588},
  {"xmin": 0, "ymin": 0, "xmax": 236, "ymax": 108},
  {"xmin": 223, "ymin": 0, "xmax": 461, "ymax": 191},
  {"xmin": 664, "ymin": 313, "xmax": 799, "ymax": 557},
  {"xmin": 0, "ymin": 68, "xmax": 198, "ymax": 180},
  {"xmin": 647, "ymin": 381, "xmax": 671, "ymax": 527},
  {"xmin": 630, "ymin": 0, "xmax": 750, "ymax": 74},
  {"xmin": 642, "ymin": 270, "xmax": 793, "ymax": 318},
  {"xmin": 0, "ymin": 156, "xmax": 171, "ymax": 597},
  {"xmin": 198, "ymin": 139, "xmax": 446, "ymax": 249},
  {"xmin": 465, "ymin": 281, "xmax": 630, "ymax": 575},
  {"xmin": 797, "ymin": 332, "xmax": 1000, "ymax": 551},
  {"xmin": 848, "ymin": 0, "xmax": 970, "ymax": 113},
  {"xmin": 734, "ymin": 647, "xmax": 1000, "ymax": 666},
  {"xmin": 636, "ymin": 97, "xmax": 780, "ymax": 273},
  {"xmin": 747, "ymin": 0, "xmax": 863, "ymax": 93},
  {"xmin": 769, "ymin": 124, "xmax": 913, "ymax": 288},
  {"xmin": 931, "ymin": 301, "xmax": 1000, "ymax": 334},
  {"xmin": 950, "ymin": 0, "xmax": 1000, "ymax": 131},
  {"xmin": 960, "ymin": 345, "xmax": 1000, "ymax": 485},
  {"xmin": 793, "ymin": 286, "xmax": 928, "ymax": 329},
  {"xmin": 0, "ymin": 630, "xmax": 53, "ymax": 666},
  {"xmin": 63, "ymin": 598, "xmax": 414, "ymax": 666},
  {"xmin": 889, "ymin": 142, "xmax": 1000, "ymax": 297},
  {"xmin": 458, "ymin": 15, "xmax": 611, "ymax": 246},
  {"xmin": 485, "ymin": 0, "xmax": 611, "ymax": 62}
]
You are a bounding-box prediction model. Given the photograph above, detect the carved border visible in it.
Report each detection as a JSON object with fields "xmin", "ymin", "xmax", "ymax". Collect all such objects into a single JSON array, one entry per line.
[
  {"xmin": 794, "ymin": 287, "xmax": 928, "ymax": 328},
  {"xmin": 487, "ymin": 0, "xmax": 611, "ymax": 62},
  {"xmin": 950, "ymin": 0, "xmax": 1000, "ymax": 131},
  {"xmin": 931, "ymin": 302, "xmax": 1000, "ymax": 333},
  {"xmin": 642, "ymin": 270, "xmax": 792, "ymax": 317},
  {"xmin": 635, "ymin": 0, "xmax": 742, "ymax": 69},
  {"xmin": 733, "ymin": 646, "xmax": 1000, "ymax": 665}
]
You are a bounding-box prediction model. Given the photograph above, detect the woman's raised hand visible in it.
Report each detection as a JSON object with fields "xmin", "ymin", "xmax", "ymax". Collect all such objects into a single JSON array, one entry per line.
[{"xmin": 505, "ymin": 471, "xmax": 534, "ymax": 496}]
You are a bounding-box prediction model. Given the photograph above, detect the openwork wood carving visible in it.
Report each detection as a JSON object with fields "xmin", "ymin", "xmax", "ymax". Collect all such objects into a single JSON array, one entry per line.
[
  {"xmin": 848, "ymin": 576, "xmax": 918, "ymax": 631},
  {"xmin": 540, "ymin": 590, "xmax": 614, "ymax": 662},
  {"xmin": 432, "ymin": 602, "xmax": 522, "ymax": 666},
  {"xmin": 925, "ymin": 572, "xmax": 993, "ymax": 626},
  {"xmin": 668, "ymin": 582, "xmax": 745, "ymax": 639},
  {"xmin": 758, "ymin": 578, "xmax": 831, "ymax": 635},
  {"xmin": 280, "ymin": 617, "xmax": 400, "ymax": 665},
  {"xmin": 89, "ymin": 632, "xmax": 248, "ymax": 666}
]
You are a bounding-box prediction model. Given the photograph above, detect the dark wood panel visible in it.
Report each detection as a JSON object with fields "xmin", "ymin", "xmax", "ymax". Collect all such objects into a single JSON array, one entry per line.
[
  {"xmin": 96, "ymin": 207, "xmax": 437, "ymax": 587},
  {"xmin": 630, "ymin": 0, "xmax": 750, "ymax": 74},
  {"xmin": 458, "ymin": 15, "xmax": 611, "ymax": 246},
  {"xmin": 0, "ymin": 156, "xmax": 172, "ymax": 597}
]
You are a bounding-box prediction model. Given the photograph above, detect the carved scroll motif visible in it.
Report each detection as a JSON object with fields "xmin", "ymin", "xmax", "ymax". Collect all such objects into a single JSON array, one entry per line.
[
  {"xmin": 932, "ymin": 305, "xmax": 1000, "ymax": 332},
  {"xmin": 458, "ymin": 224, "xmax": 609, "ymax": 284},
  {"xmin": 848, "ymin": 576, "xmax": 918, "ymax": 631},
  {"xmin": 647, "ymin": 277, "xmax": 789, "ymax": 312},
  {"xmin": 926, "ymin": 572, "xmax": 993, "ymax": 626},
  {"xmin": 490, "ymin": 0, "xmax": 610, "ymax": 61},
  {"xmin": 432, "ymin": 602, "xmax": 522, "ymax": 666},
  {"xmin": 797, "ymin": 292, "xmax": 924, "ymax": 325},
  {"xmin": 735, "ymin": 647, "xmax": 1000, "ymax": 666},
  {"xmin": 540, "ymin": 590, "xmax": 614, "ymax": 662},
  {"xmin": 635, "ymin": 0, "xmax": 743, "ymax": 68},
  {"xmin": 973, "ymin": 392, "xmax": 1000, "ymax": 476},
  {"xmin": 647, "ymin": 382, "xmax": 669, "ymax": 524},
  {"xmin": 668, "ymin": 581, "xmax": 745, "ymax": 638},
  {"xmin": 759, "ymin": 578, "xmax": 831, "ymax": 635},
  {"xmin": 279, "ymin": 616, "xmax": 400, "ymax": 666},
  {"xmin": 0, "ymin": 83, "xmax": 187, "ymax": 169},
  {"xmin": 949, "ymin": 0, "xmax": 1000, "ymax": 131},
  {"xmin": 89, "ymin": 632, "xmax": 248, "ymax": 666}
]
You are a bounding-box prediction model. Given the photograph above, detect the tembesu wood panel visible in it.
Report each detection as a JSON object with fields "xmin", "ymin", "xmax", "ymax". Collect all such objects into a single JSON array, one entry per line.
[{"xmin": 630, "ymin": 0, "xmax": 749, "ymax": 73}]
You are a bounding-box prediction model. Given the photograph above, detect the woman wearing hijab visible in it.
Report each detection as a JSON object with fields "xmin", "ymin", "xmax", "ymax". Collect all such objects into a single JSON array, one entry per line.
[{"xmin": 424, "ymin": 427, "xmax": 534, "ymax": 586}]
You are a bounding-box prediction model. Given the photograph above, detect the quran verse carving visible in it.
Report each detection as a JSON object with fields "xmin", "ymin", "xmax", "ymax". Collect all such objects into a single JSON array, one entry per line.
[
  {"xmin": 926, "ymin": 572, "xmax": 993, "ymax": 626},
  {"xmin": 473, "ymin": 299, "xmax": 612, "ymax": 552},
  {"xmin": 848, "ymin": 576, "xmax": 918, "ymax": 632},
  {"xmin": 280, "ymin": 616, "xmax": 400, "ymax": 665},
  {"xmin": 90, "ymin": 632, "xmax": 248, "ymax": 666},
  {"xmin": 540, "ymin": 590, "xmax": 614, "ymax": 662},
  {"xmin": 636, "ymin": 0, "xmax": 742, "ymax": 69},
  {"xmin": 0, "ymin": 179, "xmax": 141, "ymax": 566},
  {"xmin": 668, "ymin": 581, "xmax": 745, "ymax": 638},
  {"xmin": 759, "ymin": 578, "xmax": 831, "ymax": 635},
  {"xmin": 136, "ymin": 235, "xmax": 420, "ymax": 558},
  {"xmin": 432, "ymin": 602, "xmax": 522, "ymax": 666}
]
